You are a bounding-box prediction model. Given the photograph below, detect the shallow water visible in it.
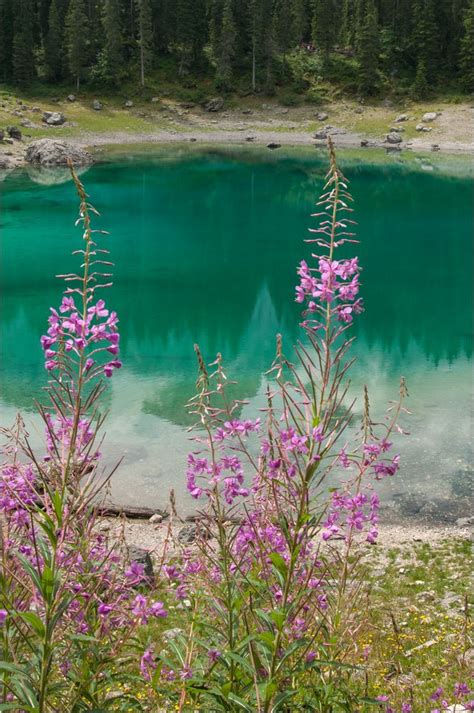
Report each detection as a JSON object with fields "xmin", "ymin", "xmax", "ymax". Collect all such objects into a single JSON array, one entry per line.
[{"xmin": 0, "ymin": 148, "xmax": 472, "ymax": 516}]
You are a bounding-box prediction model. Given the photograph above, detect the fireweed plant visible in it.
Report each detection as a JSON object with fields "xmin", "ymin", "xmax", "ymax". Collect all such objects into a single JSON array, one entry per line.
[
  {"xmin": 141, "ymin": 141, "xmax": 411, "ymax": 711},
  {"xmin": 0, "ymin": 168, "xmax": 167, "ymax": 712}
]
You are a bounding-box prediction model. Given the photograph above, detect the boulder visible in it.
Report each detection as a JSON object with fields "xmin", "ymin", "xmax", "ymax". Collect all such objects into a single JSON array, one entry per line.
[
  {"xmin": 395, "ymin": 113, "xmax": 408, "ymax": 122},
  {"xmin": 26, "ymin": 164, "xmax": 90, "ymax": 186},
  {"xmin": 241, "ymin": 108, "xmax": 252, "ymax": 114},
  {"xmin": 314, "ymin": 129, "xmax": 327, "ymax": 140},
  {"xmin": 422, "ymin": 111, "xmax": 438, "ymax": 122},
  {"xmin": 151, "ymin": 96, "xmax": 159, "ymax": 103},
  {"xmin": 386, "ymin": 131, "xmax": 402, "ymax": 144},
  {"xmin": 127, "ymin": 545, "xmax": 154, "ymax": 583},
  {"xmin": 21, "ymin": 119, "xmax": 39, "ymax": 129},
  {"xmin": 204, "ymin": 97, "xmax": 224, "ymax": 112},
  {"xmin": 0, "ymin": 129, "xmax": 4, "ymax": 142},
  {"xmin": 92, "ymin": 99, "xmax": 103, "ymax": 111},
  {"xmin": 25, "ymin": 139, "xmax": 93, "ymax": 166},
  {"xmin": 416, "ymin": 123, "xmax": 432, "ymax": 132},
  {"xmin": 354, "ymin": 107, "xmax": 364, "ymax": 114},
  {"xmin": 42, "ymin": 111, "xmax": 66, "ymax": 126},
  {"xmin": 316, "ymin": 112, "xmax": 329, "ymax": 121},
  {"xmin": 67, "ymin": 94, "xmax": 76, "ymax": 102},
  {"xmin": 267, "ymin": 142, "xmax": 281, "ymax": 149},
  {"xmin": 7, "ymin": 126, "xmax": 22, "ymax": 141},
  {"xmin": 124, "ymin": 100, "xmax": 134, "ymax": 108}
]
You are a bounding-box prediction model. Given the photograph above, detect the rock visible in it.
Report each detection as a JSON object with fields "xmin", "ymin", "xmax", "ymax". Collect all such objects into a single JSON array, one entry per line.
[
  {"xmin": 7, "ymin": 126, "xmax": 22, "ymax": 141},
  {"xmin": 316, "ymin": 112, "xmax": 328, "ymax": 121},
  {"xmin": 0, "ymin": 129, "xmax": 4, "ymax": 142},
  {"xmin": 92, "ymin": 99, "xmax": 103, "ymax": 111},
  {"xmin": 354, "ymin": 107, "xmax": 364, "ymax": 114},
  {"xmin": 151, "ymin": 97, "xmax": 159, "ymax": 103},
  {"xmin": 204, "ymin": 97, "xmax": 224, "ymax": 112},
  {"xmin": 241, "ymin": 108, "xmax": 252, "ymax": 114},
  {"xmin": 178, "ymin": 523, "xmax": 211, "ymax": 544},
  {"xmin": 382, "ymin": 98, "xmax": 394, "ymax": 107},
  {"xmin": 189, "ymin": 137, "xmax": 197, "ymax": 142},
  {"xmin": 395, "ymin": 113, "xmax": 408, "ymax": 122},
  {"xmin": 20, "ymin": 119, "xmax": 39, "ymax": 129},
  {"xmin": 124, "ymin": 100, "xmax": 134, "ymax": 108},
  {"xmin": 360, "ymin": 140, "xmax": 369, "ymax": 147},
  {"xmin": 267, "ymin": 142, "xmax": 281, "ymax": 149},
  {"xmin": 162, "ymin": 627, "xmax": 184, "ymax": 641},
  {"xmin": 314, "ymin": 130, "xmax": 328, "ymax": 140},
  {"xmin": 456, "ymin": 516, "xmax": 474, "ymax": 527},
  {"xmin": 390, "ymin": 126, "xmax": 405, "ymax": 132},
  {"xmin": 444, "ymin": 706, "xmax": 469, "ymax": 712},
  {"xmin": 278, "ymin": 108, "xmax": 289, "ymax": 115},
  {"xmin": 149, "ymin": 513, "xmax": 163, "ymax": 524},
  {"xmin": 422, "ymin": 111, "xmax": 438, "ymax": 122},
  {"xmin": 386, "ymin": 131, "xmax": 402, "ymax": 144},
  {"xmin": 127, "ymin": 545, "xmax": 154, "ymax": 582},
  {"xmin": 42, "ymin": 111, "xmax": 66, "ymax": 126},
  {"xmin": 67, "ymin": 94, "xmax": 76, "ymax": 102},
  {"xmin": 246, "ymin": 136, "xmax": 255, "ymax": 141},
  {"xmin": 31, "ymin": 106, "xmax": 41, "ymax": 113},
  {"xmin": 432, "ymin": 144, "xmax": 440, "ymax": 151},
  {"xmin": 415, "ymin": 123, "xmax": 432, "ymax": 132},
  {"xmin": 25, "ymin": 139, "xmax": 93, "ymax": 166}
]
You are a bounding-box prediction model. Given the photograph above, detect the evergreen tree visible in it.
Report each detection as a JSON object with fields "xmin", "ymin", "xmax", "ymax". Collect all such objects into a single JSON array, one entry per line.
[
  {"xmin": 45, "ymin": 0, "xmax": 64, "ymax": 81},
  {"xmin": 136, "ymin": 0, "xmax": 153, "ymax": 86},
  {"xmin": 411, "ymin": 58, "xmax": 430, "ymax": 97},
  {"xmin": 102, "ymin": 0, "xmax": 124, "ymax": 83},
  {"xmin": 0, "ymin": 0, "xmax": 14, "ymax": 82},
  {"xmin": 460, "ymin": 0, "xmax": 474, "ymax": 90},
  {"xmin": 340, "ymin": 0, "xmax": 355, "ymax": 46},
  {"xmin": 65, "ymin": 0, "xmax": 90, "ymax": 89},
  {"xmin": 356, "ymin": 0, "xmax": 379, "ymax": 94},
  {"xmin": 214, "ymin": 0, "xmax": 237, "ymax": 90},
  {"xmin": 176, "ymin": 0, "xmax": 207, "ymax": 75},
  {"xmin": 273, "ymin": 0, "xmax": 297, "ymax": 55},
  {"xmin": 412, "ymin": 0, "xmax": 439, "ymax": 82},
  {"xmin": 38, "ymin": 0, "xmax": 52, "ymax": 46},
  {"xmin": 12, "ymin": 0, "xmax": 35, "ymax": 83},
  {"xmin": 291, "ymin": 0, "xmax": 309, "ymax": 43},
  {"xmin": 312, "ymin": 0, "xmax": 338, "ymax": 56}
]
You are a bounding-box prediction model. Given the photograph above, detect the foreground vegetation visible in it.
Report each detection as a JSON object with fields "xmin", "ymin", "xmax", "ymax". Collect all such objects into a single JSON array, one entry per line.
[{"xmin": 0, "ymin": 145, "xmax": 471, "ymax": 712}]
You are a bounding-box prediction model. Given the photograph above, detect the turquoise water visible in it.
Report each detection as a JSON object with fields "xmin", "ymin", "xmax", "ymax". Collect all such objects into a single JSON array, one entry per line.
[{"xmin": 0, "ymin": 148, "xmax": 472, "ymax": 515}]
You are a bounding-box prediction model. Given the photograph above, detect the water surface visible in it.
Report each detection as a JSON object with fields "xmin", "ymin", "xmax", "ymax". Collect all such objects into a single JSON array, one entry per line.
[{"xmin": 0, "ymin": 148, "xmax": 472, "ymax": 516}]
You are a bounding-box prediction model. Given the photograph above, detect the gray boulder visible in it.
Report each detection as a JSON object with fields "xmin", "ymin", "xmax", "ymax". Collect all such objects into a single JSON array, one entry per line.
[
  {"xmin": 386, "ymin": 131, "xmax": 402, "ymax": 144},
  {"xmin": 267, "ymin": 142, "xmax": 281, "ymax": 149},
  {"xmin": 204, "ymin": 97, "xmax": 224, "ymax": 112},
  {"xmin": 422, "ymin": 111, "xmax": 438, "ymax": 122},
  {"xmin": 21, "ymin": 119, "xmax": 39, "ymax": 129},
  {"xmin": 124, "ymin": 100, "xmax": 134, "ymax": 108},
  {"xmin": 25, "ymin": 139, "xmax": 93, "ymax": 166},
  {"xmin": 395, "ymin": 113, "xmax": 408, "ymax": 122},
  {"xmin": 316, "ymin": 112, "xmax": 329, "ymax": 121},
  {"xmin": 43, "ymin": 111, "xmax": 66, "ymax": 126},
  {"xmin": 67, "ymin": 94, "xmax": 76, "ymax": 102},
  {"xmin": 416, "ymin": 123, "xmax": 432, "ymax": 132},
  {"xmin": 7, "ymin": 126, "xmax": 22, "ymax": 140},
  {"xmin": 92, "ymin": 99, "xmax": 103, "ymax": 111},
  {"xmin": 314, "ymin": 129, "xmax": 328, "ymax": 140}
]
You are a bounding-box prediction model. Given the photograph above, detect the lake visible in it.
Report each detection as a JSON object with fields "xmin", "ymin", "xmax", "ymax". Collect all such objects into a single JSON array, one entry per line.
[{"xmin": 0, "ymin": 147, "xmax": 472, "ymax": 519}]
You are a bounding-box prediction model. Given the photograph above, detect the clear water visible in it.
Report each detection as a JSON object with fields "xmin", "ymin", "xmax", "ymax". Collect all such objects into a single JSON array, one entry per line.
[{"xmin": 1, "ymin": 147, "xmax": 472, "ymax": 515}]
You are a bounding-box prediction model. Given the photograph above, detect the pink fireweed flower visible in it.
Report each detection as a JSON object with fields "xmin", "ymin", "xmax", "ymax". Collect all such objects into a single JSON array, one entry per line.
[
  {"xmin": 140, "ymin": 648, "xmax": 156, "ymax": 681},
  {"xmin": 149, "ymin": 601, "xmax": 167, "ymax": 618},
  {"xmin": 0, "ymin": 610, "xmax": 7, "ymax": 624}
]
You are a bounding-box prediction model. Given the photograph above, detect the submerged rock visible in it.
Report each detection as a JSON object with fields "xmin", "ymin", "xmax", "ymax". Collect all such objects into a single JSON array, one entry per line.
[
  {"xmin": 25, "ymin": 139, "xmax": 93, "ymax": 166},
  {"xmin": 267, "ymin": 142, "xmax": 281, "ymax": 149},
  {"xmin": 25, "ymin": 164, "xmax": 91, "ymax": 186}
]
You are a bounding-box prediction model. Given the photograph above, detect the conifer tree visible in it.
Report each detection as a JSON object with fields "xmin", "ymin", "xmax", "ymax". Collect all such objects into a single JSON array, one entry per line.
[
  {"xmin": 12, "ymin": 0, "xmax": 35, "ymax": 84},
  {"xmin": 291, "ymin": 0, "xmax": 309, "ymax": 43},
  {"xmin": 460, "ymin": 0, "xmax": 474, "ymax": 90},
  {"xmin": 412, "ymin": 0, "xmax": 438, "ymax": 82},
  {"xmin": 215, "ymin": 0, "xmax": 237, "ymax": 90},
  {"xmin": 176, "ymin": 0, "xmax": 207, "ymax": 75},
  {"xmin": 45, "ymin": 0, "xmax": 64, "ymax": 81},
  {"xmin": 357, "ymin": 0, "xmax": 379, "ymax": 93},
  {"xmin": 312, "ymin": 0, "xmax": 338, "ymax": 56},
  {"xmin": 136, "ymin": 0, "xmax": 153, "ymax": 86},
  {"xmin": 0, "ymin": 0, "xmax": 14, "ymax": 81},
  {"xmin": 102, "ymin": 0, "xmax": 124, "ymax": 83},
  {"xmin": 411, "ymin": 58, "xmax": 429, "ymax": 97},
  {"xmin": 273, "ymin": 0, "xmax": 297, "ymax": 55},
  {"xmin": 65, "ymin": 0, "xmax": 90, "ymax": 89}
]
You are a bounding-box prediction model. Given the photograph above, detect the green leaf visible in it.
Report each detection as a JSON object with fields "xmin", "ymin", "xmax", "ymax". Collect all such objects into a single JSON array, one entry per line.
[
  {"xmin": 272, "ymin": 689, "xmax": 297, "ymax": 711},
  {"xmin": 17, "ymin": 611, "xmax": 45, "ymax": 637},
  {"xmin": 227, "ymin": 692, "xmax": 255, "ymax": 711}
]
